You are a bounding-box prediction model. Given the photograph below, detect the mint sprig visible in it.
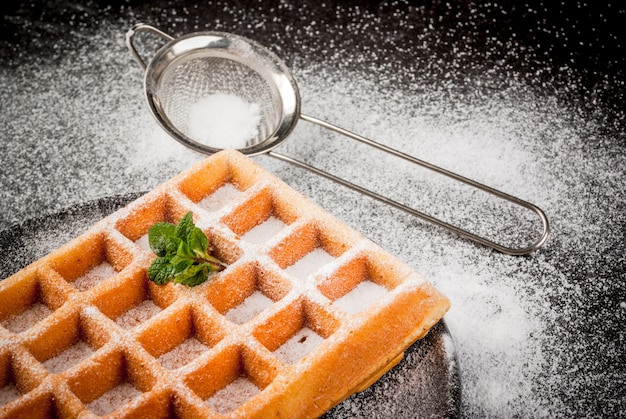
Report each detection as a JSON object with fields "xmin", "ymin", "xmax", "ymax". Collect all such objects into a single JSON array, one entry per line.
[{"xmin": 146, "ymin": 212, "xmax": 226, "ymax": 286}]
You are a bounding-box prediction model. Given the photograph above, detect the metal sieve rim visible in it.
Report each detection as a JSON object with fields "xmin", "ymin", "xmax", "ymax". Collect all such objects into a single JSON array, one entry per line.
[{"xmin": 143, "ymin": 31, "xmax": 301, "ymax": 156}]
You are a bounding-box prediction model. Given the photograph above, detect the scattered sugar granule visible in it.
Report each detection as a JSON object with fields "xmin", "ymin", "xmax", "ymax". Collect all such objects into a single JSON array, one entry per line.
[
  {"xmin": 206, "ymin": 377, "xmax": 260, "ymax": 414},
  {"xmin": 115, "ymin": 300, "xmax": 162, "ymax": 329},
  {"xmin": 0, "ymin": 383, "xmax": 21, "ymax": 406},
  {"xmin": 198, "ymin": 183, "xmax": 243, "ymax": 212},
  {"xmin": 224, "ymin": 291, "xmax": 273, "ymax": 324},
  {"xmin": 87, "ymin": 382, "xmax": 142, "ymax": 416},
  {"xmin": 284, "ymin": 248, "xmax": 336, "ymax": 280},
  {"xmin": 333, "ymin": 281, "xmax": 388, "ymax": 315},
  {"xmin": 157, "ymin": 337, "xmax": 209, "ymax": 370},
  {"xmin": 187, "ymin": 93, "xmax": 261, "ymax": 150},
  {"xmin": 73, "ymin": 262, "xmax": 116, "ymax": 291},
  {"xmin": 274, "ymin": 327, "xmax": 325, "ymax": 365},
  {"xmin": 241, "ymin": 216, "xmax": 287, "ymax": 244},
  {"xmin": 43, "ymin": 341, "xmax": 93, "ymax": 373},
  {"xmin": 135, "ymin": 233, "xmax": 151, "ymax": 252},
  {"xmin": 1, "ymin": 302, "xmax": 52, "ymax": 333}
]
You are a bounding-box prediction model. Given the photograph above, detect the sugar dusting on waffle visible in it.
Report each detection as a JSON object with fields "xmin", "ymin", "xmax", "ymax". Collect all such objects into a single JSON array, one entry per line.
[{"xmin": 0, "ymin": 150, "xmax": 449, "ymax": 417}]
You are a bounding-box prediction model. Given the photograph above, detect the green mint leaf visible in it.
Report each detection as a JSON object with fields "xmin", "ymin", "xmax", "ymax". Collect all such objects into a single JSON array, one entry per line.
[
  {"xmin": 173, "ymin": 264, "xmax": 208, "ymax": 287},
  {"xmin": 175, "ymin": 212, "xmax": 195, "ymax": 242},
  {"xmin": 165, "ymin": 236, "xmax": 181, "ymax": 256},
  {"xmin": 146, "ymin": 211, "xmax": 226, "ymax": 287},
  {"xmin": 148, "ymin": 222, "xmax": 177, "ymax": 257},
  {"xmin": 170, "ymin": 256, "xmax": 193, "ymax": 272},
  {"xmin": 147, "ymin": 257, "xmax": 176, "ymax": 284},
  {"xmin": 176, "ymin": 240, "xmax": 196, "ymax": 260},
  {"xmin": 189, "ymin": 227, "xmax": 209, "ymax": 257}
]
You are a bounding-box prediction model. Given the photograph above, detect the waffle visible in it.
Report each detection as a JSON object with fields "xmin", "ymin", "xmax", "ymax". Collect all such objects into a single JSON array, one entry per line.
[{"xmin": 0, "ymin": 149, "xmax": 449, "ymax": 418}]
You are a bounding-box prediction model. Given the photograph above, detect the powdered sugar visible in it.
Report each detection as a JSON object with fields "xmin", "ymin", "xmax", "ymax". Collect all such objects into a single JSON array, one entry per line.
[
  {"xmin": 206, "ymin": 377, "xmax": 260, "ymax": 414},
  {"xmin": 241, "ymin": 216, "xmax": 286, "ymax": 244},
  {"xmin": 0, "ymin": 384, "xmax": 21, "ymax": 406},
  {"xmin": 73, "ymin": 262, "xmax": 116, "ymax": 291},
  {"xmin": 43, "ymin": 340, "xmax": 93, "ymax": 373},
  {"xmin": 87, "ymin": 382, "xmax": 141, "ymax": 416},
  {"xmin": 157, "ymin": 337, "xmax": 208, "ymax": 369},
  {"xmin": 135, "ymin": 233, "xmax": 151, "ymax": 252},
  {"xmin": 274, "ymin": 327, "xmax": 325, "ymax": 365},
  {"xmin": 284, "ymin": 248, "xmax": 336, "ymax": 280},
  {"xmin": 187, "ymin": 93, "xmax": 261, "ymax": 150},
  {"xmin": 197, "ymin": 183, "xmax": 243, "ymax": 212},
  {"xmin": 333, "ymin": 280, "xmax": 388, "ymax": 315},
  {"xmin": 224, "ymin": 290, "xmax": 273, "ymax": 324},
  {"xmin": 1, "ymin": 302, "xmax": 52, "ymax": 333},
  {"xmin": 115, "ymin": 300, "xmax": 162, "ymax": 329}
]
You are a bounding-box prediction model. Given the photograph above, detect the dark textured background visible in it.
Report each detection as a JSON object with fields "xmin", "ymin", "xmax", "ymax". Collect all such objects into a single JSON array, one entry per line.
[{"xmin": 1, "ymin": 1, "xmax": 624, "ymax": 417}]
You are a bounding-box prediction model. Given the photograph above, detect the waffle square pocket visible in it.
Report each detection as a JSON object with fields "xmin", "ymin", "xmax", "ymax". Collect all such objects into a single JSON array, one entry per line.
[{"xmin": 0, "ymin": 150, "xmax": 449, "ymax": 418}]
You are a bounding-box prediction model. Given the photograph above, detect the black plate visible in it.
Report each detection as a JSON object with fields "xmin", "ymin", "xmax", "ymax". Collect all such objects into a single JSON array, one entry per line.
[{"xmin": 0, "ymin": 194, "xmax": 461, "ymax": 417}]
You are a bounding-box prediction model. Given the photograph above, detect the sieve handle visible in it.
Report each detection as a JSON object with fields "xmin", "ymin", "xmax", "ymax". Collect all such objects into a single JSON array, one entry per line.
[
  {"xmin": 125, "ymin": 23, "xmax": 174, "ymax": 71},
  {"xmin": 268, "ymin": 114, "xmax": 550, "ymax": 256}
]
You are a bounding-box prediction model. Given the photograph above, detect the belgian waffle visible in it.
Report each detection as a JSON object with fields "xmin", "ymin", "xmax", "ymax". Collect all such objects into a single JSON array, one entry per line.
[{"xmin": 0, "ymin": 150, "xmax": 449, "ymax": 418}]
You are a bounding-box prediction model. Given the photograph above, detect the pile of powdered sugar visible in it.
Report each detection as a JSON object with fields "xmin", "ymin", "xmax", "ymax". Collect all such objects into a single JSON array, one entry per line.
[
  {"xmin": 0, "ymin": 2, "xmax": 624, "ymax": 417},
  {"xmin": 186, "ymin": 93, "xmax": 261, "ymax": 149}
]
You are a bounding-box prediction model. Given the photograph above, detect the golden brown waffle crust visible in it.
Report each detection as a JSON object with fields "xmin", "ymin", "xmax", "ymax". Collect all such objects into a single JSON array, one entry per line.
[{"xmin": 0, "ymin": 149, "xmax": 449, "ymax": 418}]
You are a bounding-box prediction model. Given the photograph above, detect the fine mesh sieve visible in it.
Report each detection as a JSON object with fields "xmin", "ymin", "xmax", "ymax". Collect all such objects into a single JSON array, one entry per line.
[
  {"xmin": 126, "ymin": 23, "xmax": 549, "ymax": 255},
  {"xmin": 127, "ymin": 25, "xmax": 299, "ymax": 156},
  {"xmin": 159, "ymin": 56, "xmax": 281, "ymax": 145}
]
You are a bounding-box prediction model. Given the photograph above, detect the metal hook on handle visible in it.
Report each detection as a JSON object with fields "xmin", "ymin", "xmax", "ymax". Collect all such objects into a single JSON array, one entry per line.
[
  {"xmin": 269, "ymin": 114, "xmax": 550, "ymax": 256},
  {"xmin": 126, "ymin": 23, "xmax": 174, "ymax": 71}
]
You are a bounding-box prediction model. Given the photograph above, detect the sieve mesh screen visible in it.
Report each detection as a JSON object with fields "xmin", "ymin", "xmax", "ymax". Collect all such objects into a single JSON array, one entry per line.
[{"xmin": 157, "ymin": 55, "xmax": 282, "ymax": 147}]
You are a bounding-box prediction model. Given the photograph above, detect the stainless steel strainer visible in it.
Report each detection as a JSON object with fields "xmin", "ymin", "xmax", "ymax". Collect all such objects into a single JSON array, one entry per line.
[{"xmin": 126, "ymin": 23, "xmax": 549, "ymax": 255}]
